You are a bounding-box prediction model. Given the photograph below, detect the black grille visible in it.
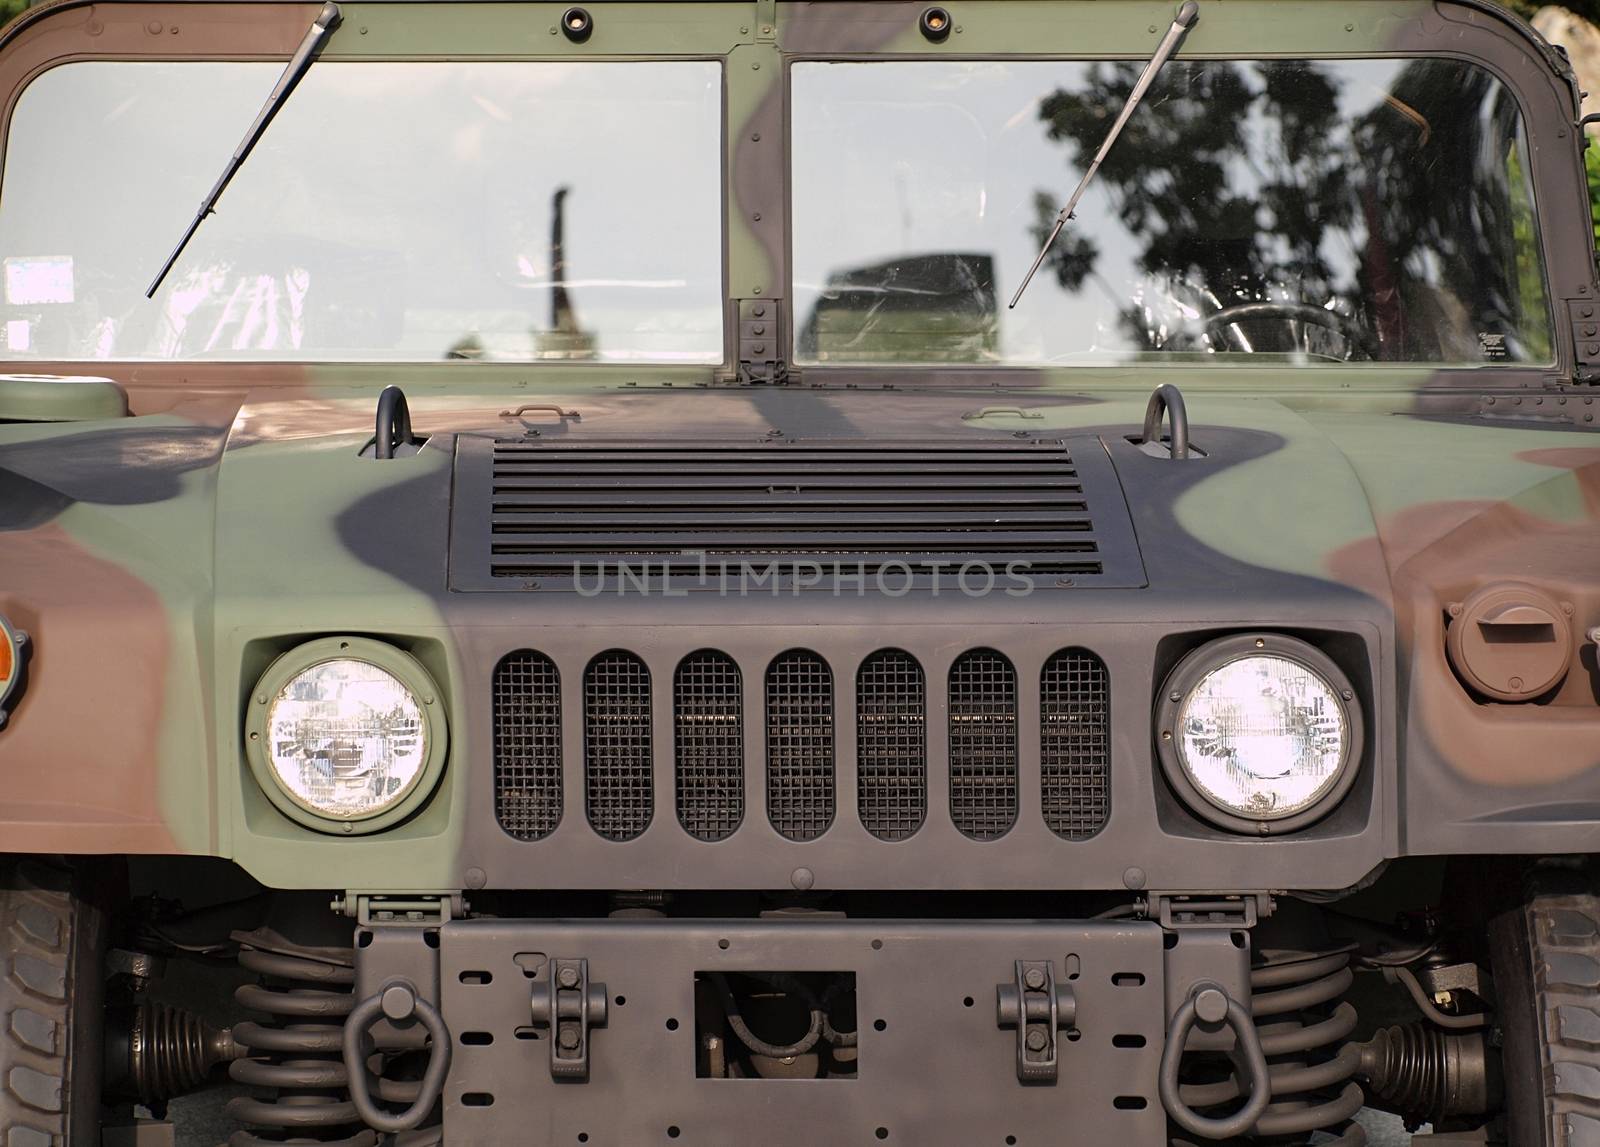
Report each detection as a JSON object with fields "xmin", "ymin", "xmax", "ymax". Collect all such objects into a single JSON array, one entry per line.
[
  {"xmin": 492, "ymin": 651, "xmax": 563, "ymax": 840},
  {"xmin": 451, "ymin": 437, "xmax": 1147, "ymax": 591},
  {"xmin": 948, "ymin": 650, "xmax": 1018, "ymax": 840},
  {"xmin": 765, "ymin": 650, "xmax": 835, "ymax": 841},
  {"xmin": 1041, "ymin": 649, "xmax": 1111, "ymax": 839},
  {"xmin": 583, "ymin": 651, "xmax": 653, "ymax": 841},
  {"xmin": 674, "ymin": 651, "xmax": 744, "ymax": 841},
  {"xmin": 856, "ymin": 650, "xmax": 926, "ymax": 841}
]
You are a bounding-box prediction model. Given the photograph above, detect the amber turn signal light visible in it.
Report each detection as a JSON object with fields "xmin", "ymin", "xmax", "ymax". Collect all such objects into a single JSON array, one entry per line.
[{"xmin": 0, "ymin": 614, "xmax": 28, "ymax": 729}]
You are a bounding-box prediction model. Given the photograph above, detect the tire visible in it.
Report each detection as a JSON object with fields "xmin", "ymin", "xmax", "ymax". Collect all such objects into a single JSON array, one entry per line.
[
  {"xmin": 1488, "ymin": 876, "xmax": 1600, "ymax": 1147},
  {"xmin": 0, "ymin": 857, "xmax": 107, "ymax": 1147}
]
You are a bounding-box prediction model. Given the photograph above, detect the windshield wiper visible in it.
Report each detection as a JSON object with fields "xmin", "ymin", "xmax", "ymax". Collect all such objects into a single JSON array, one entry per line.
[
  {"xmin": 145, "ymin": 2, "xmax": 343, "ymax": 298},
  {"xmin": 1009, "ymin": 0, "xmax": 1199, "ymax": 310}
]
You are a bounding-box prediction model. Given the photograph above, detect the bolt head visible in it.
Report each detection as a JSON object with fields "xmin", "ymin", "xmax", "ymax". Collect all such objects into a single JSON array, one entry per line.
[
  {"xmin": 558, "ymin": 966, "xmax": 580, "ymax": 989},
  {"xmin": 1193, "ymin": 987, "xmax": 1228, "ymax": 1025},
  {"xmin": 380, "ymin": 983, "xmax": 416, "ymax": 1021},
  {"xmin": 1023, "ymin": 968, "xmax": 1046, "ymax": 991},
  {"xmin": 558, "ymin": 1023, "xmax": 581, "ymax": 1050},
  {"xmin": 1025, "ymin": 1027, "xmax": 1048, "ymax": 1051}
]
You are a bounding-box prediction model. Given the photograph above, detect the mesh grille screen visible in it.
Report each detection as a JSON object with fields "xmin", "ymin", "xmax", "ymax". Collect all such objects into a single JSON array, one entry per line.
[
  {"xmin": 857, "ymin": 650, "xmax": 927, "ymax": 841},
  {"xmin": 1040, "ymin": 649, "xmax": 1111, "ymax": 839},
  {"xmin": 674, "ymin": 651, "xmax": 744, "ymax": 841},
  {"xmin": 492, "ymin": 651, "xmax": 563, "ymax": 840},
  {"xmin": 583, "ymin": 651, "xmax": 653, "ymax": 841},
  {"xmin": 948, "ymin": 650, "xmax": 1018, "ymax": 840},
  {"xmin": 765, "ymin": 650, "xmax": 835, "ymax": 841}
]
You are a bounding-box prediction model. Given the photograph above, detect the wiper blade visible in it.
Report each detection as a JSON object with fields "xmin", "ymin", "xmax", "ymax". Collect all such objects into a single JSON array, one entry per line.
[
  {"xmin": 145, "ymin": 2, "xmax": 342, "ymax": 298},
  {"xmin": 1009, "ymin": 0, "xmax": 1199, "ymax": 310}
]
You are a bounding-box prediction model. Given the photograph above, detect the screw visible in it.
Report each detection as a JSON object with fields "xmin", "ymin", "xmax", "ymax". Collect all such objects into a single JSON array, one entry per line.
[
  {"xmin": 558, "ymin": 966, "xmax": 580, "ymax": 989},
  {"xmin": 1023, "ymin": 968, "xmax": 1046, "ymax": 991}
]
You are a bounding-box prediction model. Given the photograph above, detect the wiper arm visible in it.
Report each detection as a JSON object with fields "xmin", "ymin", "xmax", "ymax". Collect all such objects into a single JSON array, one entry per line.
[
  {"xmin": 145, "ymin": 2, "xmax": 342, "ymax": 298},
  {"xmin": 1009, "ymin": 0, "xmax": 1199, "ymax": 310}
]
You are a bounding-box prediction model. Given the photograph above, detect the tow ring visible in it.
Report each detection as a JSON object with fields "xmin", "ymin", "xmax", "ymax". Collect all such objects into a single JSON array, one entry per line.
[
  {"xmin": 1157, "ymin": 982, "xmax": 1271, "ymax": 1139},
  {"xmin": 343, "ymin": 980, "xmax": 452, "ymax": 1133}
]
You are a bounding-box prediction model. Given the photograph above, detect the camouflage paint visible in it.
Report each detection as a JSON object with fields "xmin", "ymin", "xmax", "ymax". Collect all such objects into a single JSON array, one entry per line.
[{"xmin": 0, "ymin": 0, "xmax": 1594, "ymax": 892}]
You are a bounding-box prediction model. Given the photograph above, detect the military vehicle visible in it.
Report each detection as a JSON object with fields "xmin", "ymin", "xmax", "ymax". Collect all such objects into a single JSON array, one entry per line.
[{"xmin": 0, "ymin": 0, "xmax": 1597, "ymax": 1142}]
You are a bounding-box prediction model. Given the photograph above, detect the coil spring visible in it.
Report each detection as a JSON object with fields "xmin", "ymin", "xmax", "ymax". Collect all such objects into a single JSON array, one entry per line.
[
  {"xmin": 225, "ymin": 941, "xmax": 376, "ymax": 1147},
  {"xmin": 1173, "ymin": 947, "xmax": 1366, "ymax": 1145}
]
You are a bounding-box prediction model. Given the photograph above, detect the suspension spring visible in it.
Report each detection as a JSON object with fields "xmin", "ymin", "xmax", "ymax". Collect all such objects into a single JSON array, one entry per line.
[
  {"xmin": 225, "ymin": 936, "xmax": 376, "ymax": 1147},
  {"xmin": 1172, "ymin": 946, "xmax": 1366, "ymax": 1145}
]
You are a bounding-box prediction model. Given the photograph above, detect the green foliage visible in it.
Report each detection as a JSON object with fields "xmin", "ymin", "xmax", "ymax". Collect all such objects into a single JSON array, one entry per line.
[
  {"xmin": 1588, "ymin": 144, "xmax": 1600, "ymax": 245},
  {"xmin": 0, "ymin": 0, "xmax": 26, "ymax": 26}
]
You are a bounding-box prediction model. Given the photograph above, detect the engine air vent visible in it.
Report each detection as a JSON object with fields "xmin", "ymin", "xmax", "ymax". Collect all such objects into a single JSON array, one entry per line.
[
  {"xmin": 765, "ymin": 650, "xmax": 835, "ymax": 841},
  {"xmin": 449, "ymin": 436, "xmax": 1145, "ymax": 592},
  {"xmin": 1040, "ymin": 649, "xmax": 1110, "ymax": 839},
  {"xmin": 857, "ymin": 649, "xmax": 927, "ymax": 841},
  {"xmin": 674, "ymin": 651, "xmax": 744, "ymax": 841},
  {"xmin": 583, "ymin": 651, "xmax": 653, "ymax": 841},
  {"xmin": 492, "ymin": 651, "xmax": 563, "ymax": 841},
  {"xmin": 948, "ymin": 649, "xmax": 1018, "ymax": 840}
]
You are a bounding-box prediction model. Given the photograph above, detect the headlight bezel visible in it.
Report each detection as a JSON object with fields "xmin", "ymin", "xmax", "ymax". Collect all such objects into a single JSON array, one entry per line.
[
  {"xmin": 1154, "ymin": 633, "xmax": 1364, "ymax": 835},
  {"xmin": 0, "ymin": 613, "xmax": 26, "ymax": 729},
  {"xmin": 244, "ymin": 636, "xmax": 448, "ymax": 835}
]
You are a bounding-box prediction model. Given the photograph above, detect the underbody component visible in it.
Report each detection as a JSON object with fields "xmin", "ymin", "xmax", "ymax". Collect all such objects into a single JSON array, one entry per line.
[
  {"xmin": 103, "ymin": 1001, "xmax": 242, "ymax": 1107},
  {"xmin": 995, "ymin": 959, "xmax": 1077, "ymax": 1083},
  {"xmin": 1356, "ymin": 1024, "xmax": 1501, "ymax": 1126}
]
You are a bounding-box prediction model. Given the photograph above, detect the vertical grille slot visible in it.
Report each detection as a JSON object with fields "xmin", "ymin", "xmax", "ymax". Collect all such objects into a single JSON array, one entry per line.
[
  {"xmin": 493, "ymin": 651, "xmax": 563, "ymax": 841},
  {"xmin": 765, "ymin": 650, "xmax": 835, "ymax": 841},
  {"xmin": 674, "ymin": 651, "xmax": 744, "ymax": 841},
  {"xmin": 1041, "ymin": 650, "xmax": 1111, "ymax": 839},
  {"xmin": 856, "ymin": 650, "xmax": 927, "ymax": 841},
  {"xmin": 583, "ymin": 651, "xmax": 653, "ymax": 841},
  {"xmin": 948, "ymin": 649, "xmax": 1018, "ymax": 840}
]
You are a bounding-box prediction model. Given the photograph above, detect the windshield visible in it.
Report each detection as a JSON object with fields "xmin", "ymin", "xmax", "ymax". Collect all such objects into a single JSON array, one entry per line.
[
  {"xmin": 0, "ymin": 60, "xmax": 723, "ymax": 363},
  {"xmin": 792, "ymin": 57, "xmax": 1552, "ymax": 366}
]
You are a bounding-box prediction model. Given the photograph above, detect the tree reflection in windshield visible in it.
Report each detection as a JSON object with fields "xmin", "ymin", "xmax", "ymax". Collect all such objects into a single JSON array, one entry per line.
[{"xmin": 792, "ymin": 57, "xmax": 1552, "ymax": 365}]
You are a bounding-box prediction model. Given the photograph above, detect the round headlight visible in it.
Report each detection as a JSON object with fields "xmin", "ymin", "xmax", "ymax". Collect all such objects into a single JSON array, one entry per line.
[
  {"xmin": 1156, "ymin": 635, "xmax": 1362, "ymax": 833},
  {"xmin": 246, "ymin": 638, "xmax": 447, "ymax": 833}
]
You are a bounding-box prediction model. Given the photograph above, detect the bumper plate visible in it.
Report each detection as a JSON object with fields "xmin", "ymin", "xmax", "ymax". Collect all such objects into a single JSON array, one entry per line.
[{"xmin": 439, "ymin": 919, "xmax": 1166, "ymax": 1145}]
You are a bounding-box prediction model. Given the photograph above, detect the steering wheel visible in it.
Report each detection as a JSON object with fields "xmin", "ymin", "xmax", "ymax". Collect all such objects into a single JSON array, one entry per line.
[{"xmin": 1202, "ymin": 301, "xmax": 1374, "ymax": 361}]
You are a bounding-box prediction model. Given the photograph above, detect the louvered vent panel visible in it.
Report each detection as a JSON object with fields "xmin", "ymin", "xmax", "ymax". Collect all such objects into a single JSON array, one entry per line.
[
  {"xmin": 492, "ymin": 651, "xmax": 563, "ymax": 840},
  {"xmin": 765, "ymin": 650, "xmax": 835, "ymax": 841},
  {"xmin": 948, "ymin": 650, "xmax": 1018, "ymax": 840},
  {"xmin": 1041, "ymin": 650, "xmax": 1111, "ymax": 839},
  {"xmin": 451, "ymin": 437, "xmax": 1146, "ymax": 591},
  {"xmin": 857, "ymin": 650, "xmax": 927, "ymax": 841},
  {"xmin": 674, "ymin": 651, "xmax": 744, "ymax": 841},
  {"xmin": 583, "ymin": 652, "xmax": 653, "ymax": 841}
]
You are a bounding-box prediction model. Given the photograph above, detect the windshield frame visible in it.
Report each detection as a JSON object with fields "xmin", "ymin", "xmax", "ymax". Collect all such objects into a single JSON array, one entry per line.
[{"xmin": 0, "ymin": 0, "xmax": 1587, "ymax": 392}]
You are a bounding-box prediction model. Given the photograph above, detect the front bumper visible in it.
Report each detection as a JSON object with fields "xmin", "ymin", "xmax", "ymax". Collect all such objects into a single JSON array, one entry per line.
[{"xmin": 354, "ymin": 918, "xmax": 1255, "ymax": 1145}]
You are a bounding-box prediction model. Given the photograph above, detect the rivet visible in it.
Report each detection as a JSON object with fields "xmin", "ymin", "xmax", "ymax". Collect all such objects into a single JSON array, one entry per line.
[
  {"xmin": 1254, "ymin": 638, "xmax": 1265, "ymax": 648},
  {"xmin": 249, "ymin": 731, "xmax": 259, "ymax": 741},
  {"xmin": 1161, "ymin": 730, "xmax": 1172, "ymax": 741},
  {"xmin": 360, "ymin": 26, "xmax": 368, "ymax": 34},
  {"xmin": 1148, "ymin": 23, "xmax": 1158, "ymax": 32},
  {"xmin": 761, "ymin": 25, "xmax": 773, "ymax": 34},
  {"xmin": 146, "ymin": 20, "xmax": 163, "ymax": 33},
  {"xmin": 791, "ymin": 866, "xmax": 815, "ymax": 891},
  {"xmin": 752, "ymin": 212, "xmax": 762, "ymax": 222},
  {"xmin": 753, "ymin": 305, "xmax": 767, "ymax": 317},
  {"xmin": 752, "ymin": 286, "xmax": 763, "ymax": 295},
  {"xmin": 342, "ymin": 822, "xmax": 354, "ymax": 833},
  {"xmin": 1123, "ymin": 866, "xmax": 1146, "ymax": 890},
  {"xmin": 1345, "ymin": 21, "xmax": 1355, "ymax": 30},
  {"xmin": 423, "ymin": 695, "xmax": 435, "ymax": 705},
  {"xmin": 257, "ymin": 694, "xmax": 268, "ymax": 705},
  {"xmin": 752, "ymin": 61, "xmax": 761, "ymax": 70},
  {"xmin": 465, "ymin": 867, "xmax": 487, "ymax": 889},
  {"xmin": 1169, "ymin": 691, "xmax": 1182, "ymax": 703},
  {"xmin": 169, "ymin": 25, "xmax": 179, "ymax": 33},
  {"xmin": 751, "ymin": 132, "xmax": 761, "ymax": 141}
]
